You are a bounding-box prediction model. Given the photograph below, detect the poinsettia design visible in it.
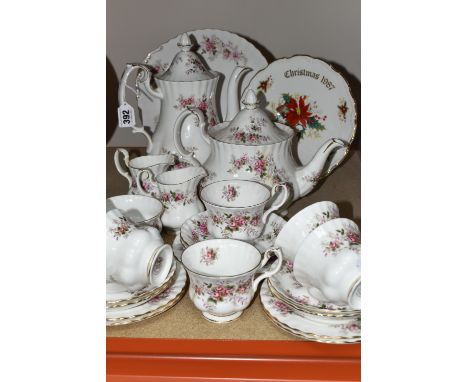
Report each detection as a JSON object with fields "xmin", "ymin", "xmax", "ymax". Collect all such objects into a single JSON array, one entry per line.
[
  {"xmin": 199, "ymin": 35, "xmax": 247, "ymax": 65},
  {"xmin": 110, "ymin": 216, "xmax": 134, "ymax": 240},
  {"xmin": 322, "ymin": 226, "xmax": 361, "ymax": 256},
  {"xmin": 200, "ymin": 247, "xmax": 219, "ymax": 265},
  {"xmin": 221, "ymin": 184, "xmax": 240, "ymax": 202},
  {"xmin": 227, "ymin": 152, "xmax": 289, "ymax": 186},
  {"xmin": 273, "ymin": 93, "xmax": 327, "ymax": 140},
  {"xmin": 257, "ymin": 75, "xmax": 273, "ymax": 93}
]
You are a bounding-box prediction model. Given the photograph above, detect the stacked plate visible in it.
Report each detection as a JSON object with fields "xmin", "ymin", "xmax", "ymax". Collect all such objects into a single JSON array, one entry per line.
[
  {"xmin": 106, "ymin": 259, "xmax": 187, "ymax": 326},
  {"xmin": 259, "ymin": 201, "xmax": 361, "ymax": 343}
]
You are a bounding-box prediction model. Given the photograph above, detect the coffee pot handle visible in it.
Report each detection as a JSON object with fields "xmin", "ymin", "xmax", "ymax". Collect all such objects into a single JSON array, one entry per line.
[
  {"xmin": 136, "ymin": 169, "xmax": 159, "ymax": 197},
  {"xmin": 261, "ymin": 183, "xmax": 290, "ymax": 224},
  {"xmin": 173, "ymin": 108, "xmax": 205, "ymax": 167},
  {"xmin": 252, "ymin": 247, "xmax": 283, "ymax": 292},
  {"xmin": 114, "ymin": 148, "xmax": 133, "ymax": 187},
  {"xmin": 118, "ymin": 63, "xmax": 155, "ymax": 153}
]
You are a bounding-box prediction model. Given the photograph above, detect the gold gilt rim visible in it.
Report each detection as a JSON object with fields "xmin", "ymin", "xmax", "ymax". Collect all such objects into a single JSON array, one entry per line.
[
  {"xmin": 262, "ymin": 306, "xmax": 361, "ymax": 343},
  {"xmin": 106, "ymin": 262, "xmax": 177, "ymax": 308},
  {"xmin": 267, "ymin": 279, "xmax": 360, "ymax": 318},
  {"xmin": 106, "ymin": 282, "xmax": 187, "ymax": 326}
]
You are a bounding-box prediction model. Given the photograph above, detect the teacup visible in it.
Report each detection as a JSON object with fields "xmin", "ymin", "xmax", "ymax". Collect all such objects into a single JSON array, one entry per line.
[
  {"xmin": 106, "ymin": 209, "xmax": 173, "ymax": 292},
  {"xmin": 200, "ymin": 180, "xmax": 289, "ymax": 241},
  {"xmin": 106, "ymin": 195, "xmax": 164, "ymax": 231},
  {"xmin": 114, "ymin": 148, "xmax": 175, "ymax": 195},
  {"xmin": 274, "ymin": 201, "xmax": 340, "ymax": 262},
  {"xmin": 293, "ymin": 218, "xmax": 361, "ymax": 309},
  {"xmin": 181, "ymin": 239, "xmax": 283, "ymax": 323}
]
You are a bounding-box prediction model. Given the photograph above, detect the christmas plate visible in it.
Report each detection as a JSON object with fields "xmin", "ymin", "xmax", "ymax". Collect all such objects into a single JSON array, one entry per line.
[
  {"xmin": 268, "ymin": 260, "xmax": 359, "ymax": 317},
  {"xmin": 245, "ymin": 56, "xmax": 357, "ymax": 176},
  {"xmin": 260, "ymin": 281, "xmax": 360, "ymax": 342},
  {"xmin": 106, "ymin": 264, "xmax": 187, "ymax": 325},
  {"xmin": 179, "ymin": 211, "xmax": 285, "ymax": 253},
  {"xmin": 106, "ymin": 258, "xmax": 176, "ymax": 309},
  {"xmin": 138, "ymin": 29, "xmax": 268, "ymax": 131}
]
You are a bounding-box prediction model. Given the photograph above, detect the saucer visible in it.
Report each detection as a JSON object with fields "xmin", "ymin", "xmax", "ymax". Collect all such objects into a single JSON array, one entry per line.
[
  {"xmin": 171, "ymin": 233, "xmax": 184, "ymax": 262},
  {"xmin": 260, "ymin": 281, "xmax": 360, "ymax": 342},
  {"xmin": 246, "ymin": 56, "xmax": 357, "ymax": 176},
  {"xmin": 268, "ymin": 260, "xmax": 359, "ymax": 317},
  {"xmin": 106, "ymin": 259, "xmax": 176, "ymax": 309},
  {"xmin": 179, "ymin": 211, "xmax": 285, "ymax": 252},
  {"xmin": 106, "ymin": 264, "xmax": 187, "ymax": 325}
]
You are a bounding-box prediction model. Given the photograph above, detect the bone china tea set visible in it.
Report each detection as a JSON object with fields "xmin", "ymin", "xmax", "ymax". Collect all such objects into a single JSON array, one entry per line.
[{"xmin": 107, "ymin": 30, "xmax": 360, "ymax": 342}]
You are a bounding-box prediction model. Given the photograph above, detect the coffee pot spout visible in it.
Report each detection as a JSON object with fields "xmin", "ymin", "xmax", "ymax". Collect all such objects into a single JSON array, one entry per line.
[
  {"xmin": 225, "ymin": 66, "xmax": 252, "ymax": 121},
  {"xmin": 295, "ymin": 138, "xmax": 348, "ymax": 197}
]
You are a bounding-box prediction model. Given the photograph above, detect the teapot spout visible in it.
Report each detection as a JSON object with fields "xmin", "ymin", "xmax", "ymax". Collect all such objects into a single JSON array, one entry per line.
[
  {"xmin": 295, "ymin": 138, "xmax": 348, "ymax": 197},
  {"xmin": 225, "ymin": 66, "xmax": 252, "ymax": 121}
]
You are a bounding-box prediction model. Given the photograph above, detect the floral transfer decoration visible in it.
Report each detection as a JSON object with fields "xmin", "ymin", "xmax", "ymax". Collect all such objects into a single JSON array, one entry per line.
[
  {"xmin": 322, "ymin": 226, "xmax": 361, "ymax": 256},
  {"xmin": 227, "ymin": 116, "xmax": 271, "ymax": 144},
  {"xmin": 227, "ymin": 152, "xmax": 289, "ymax": 186},
  {"xmin": 210, "ymin": 211, "xmax": 261, "ymax": 238},
  {"xmin": 109, "ymin": 216, "xmax": 134, "ymax": 240},
  {"xmin": 160, "ymin": 190, "xmax": 196, "ymax": 209},
  {"xmin": 190, "ymin": 215, "xmax": 210, "ymax": 242},
  {"xmin": 173, "ymin": 94, "xmax": 218, "ymax": 127},
  {"xmin": 193, "ymin": 277, "xmax": 252, "ymax": 308},
  {"xmin": 200, "ymin": 247, "xmax": 219, "ymax": 266},
  {"xmin": 271, "ymin": 93, "xmax": 327, "ymax": 140},
  {"xmin": 337, "ymin": 98, "xmax": 349, "ymax": 122},
  {"xmin": 221, "ymin": 184, "xmax": 240, "ymax": 202},
  {"xmin": 332, "ymin": 317, "xmax": 361, "ymax": 334},
  {"xmin": 256, "ymin": 220, "xmax": 284, "ymax": 243},
  {"xmin": 305, "ymin": 208, "xmax": 340, "ymax": 233},
  {"xmin": 199, "ymin": 35, "xmax": 247, "ymax": 65},
  {"xmin": 148, "ymin": 286, "xmax": 173, "ymax": 304},
  {"xmin": 268, "ymin": 297, "xmax": 294, "ymax": 315},
  {"xmin": 257, "ymin": 75, "xmax": 273, "ymax": 93}
]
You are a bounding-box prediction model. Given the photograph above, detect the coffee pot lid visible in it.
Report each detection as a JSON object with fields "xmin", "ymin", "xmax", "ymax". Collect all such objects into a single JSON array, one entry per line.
[
  {"xmin": 157, "ymin": 33, "xmax": 216, "ymax": 82},
  {"xmin": 211, "ymin": 89, "xmax": 290, "ymax": 145}
]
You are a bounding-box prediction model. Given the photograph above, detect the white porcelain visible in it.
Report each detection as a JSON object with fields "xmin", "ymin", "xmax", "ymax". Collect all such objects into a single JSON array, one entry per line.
[
  {"xmin": 114, "ymin": 148, "xmax": 175, "ymax": 195},
  {"xmin": 118, "ymin": 33, "xmax": 251, "ymax": 161},
  {"xmin": 106, "ymin": 209, "xmax": 173, "ymax": 292},
  {"xmin": 137, "ymin": 29, "xmax": 268, "ymax": 140},
  {"xmin": 293, "ymin": 218, "xmax": 361, "ymax": 309},
  {"xmin": 171, "ymin": 234, "xmax": 184, "ymax": 262},
  {"xmin": 260, "ymin": 282, "xmax": 360, "ymax": 342},
  {"xmin": 174, "ymin": 90, "xmax": 347, "ymax": 202},
  {"xmin": 246, "ymin": 55, "xmax": 357, "ymax": 175},
  {"xmin": 137, "ymin": 166, "xmax": 207, "ymax": 231},
  {"xmin": 274, "ymin": 201, "xmax": 340, "ymax": 262},
  {"xmin": 200, "ymin": 180, "xmax": 289, "ymax": 241},
  {"xmin": 181, "ymin": 239, "xmax": 283, "ymax": 323},
  {"xmin": 106, "ymin": 264, "xmax": 187, "ymax": 325},
  {"xmin": 179, "ymin": 211, "xmax": 286, "ymax": 254},
  {"xmin": 106, "ymin": 260, "xmax": 177, "ymax": 309},
  {"xmin": 106, "ymin": 194, "xmax": 164, "ymax": 231}
]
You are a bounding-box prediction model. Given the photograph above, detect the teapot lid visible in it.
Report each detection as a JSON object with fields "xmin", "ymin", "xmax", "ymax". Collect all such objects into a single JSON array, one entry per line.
[
  {"xmin": 156, "ymin": 33, "xmax": 216, "ymax": 82},
  {"xmin": 211, "ymin": 89, "xmax": 291, "ymax": 145}
]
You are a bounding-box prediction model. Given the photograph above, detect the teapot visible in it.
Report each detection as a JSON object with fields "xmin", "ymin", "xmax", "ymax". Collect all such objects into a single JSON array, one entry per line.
[
  {"xmin": 118, "ymin": 33, "xmax": 250, "ymax": 164},
  {"xmin": 173, "ymin": 89, "xmax": 347, "ymax": 202}
]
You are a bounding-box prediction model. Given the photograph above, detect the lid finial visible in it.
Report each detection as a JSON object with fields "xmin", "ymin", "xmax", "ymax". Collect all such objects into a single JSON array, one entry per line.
[
  {"xmin": 242, "ymin": 89, "xmax": 259, "ymax": 110},
  {"xmin": 177, "ymin": 33, "xmax": 192, "ymax": 52}
]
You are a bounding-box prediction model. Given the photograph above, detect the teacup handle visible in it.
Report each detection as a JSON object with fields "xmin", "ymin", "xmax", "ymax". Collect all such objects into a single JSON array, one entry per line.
[
  {"xmin": 136, "ymin": 169, "xmax": 158, "ymax": 197},
  {"xmin": 261, "ymin": 183, "xmax": 290, "ymax": 224},
  {"xmin": 114, "ymin": 148, "xmax": 132, "ymax": 188},
  {"xmin": 252, "ymin": 247, "xmax": 283, "ymax": 292},
  {"xmin": 173, "ymin": 108, "xmax": 206, "ymax": 167},
  {"xmin": 148, "ymin": 244, "xmax": 173, "ymax": 287}
]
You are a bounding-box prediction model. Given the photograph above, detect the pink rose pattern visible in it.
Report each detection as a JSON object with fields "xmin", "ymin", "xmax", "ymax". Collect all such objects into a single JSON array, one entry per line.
[
  {"xmin": 306, "ymin": 209, "xmax": 340, "ymax": 233},
  {"xmin": 322, "ymin": 226, "xmax": 361, "ymax": 256},
  {"xmin": 301, "ymin": 172, "xmax": 321, "ymax": 187},
  {"xmin": 269, "ymin": 298, "xmax": 294, "ymax": 315},
  {"xmin": 227, "ymin": 152, "xmax": 289, "ymax": 186},
  {"xmin": 160, "ymin": 190, "xmax": 196, "ymax": 209},
  {"xmin": 227, "ymin": 116, "xmax": 271, "ymax": 144},
  {"xmin": 332, "ymin": 318, "xmax": 361, "ymax": 334},
  {"xmin": 110, "ymin": 216, "xmax": 134, "ymax": 240},
  {"xmin": 199, "ymin": 35, "xmax": 247, "ymax": 65},
  {"xmin": 221, "ymin": 184, "xmax": 239, "ymax": 202},
  {"xmin": 148, "ymin": 286, "xmax": 173, "ymax": 304},
  {"xmin": 256, "ymin": 220, "xmax": 284, "ymax": 243},
  {"xmin": 173, "ymin": 94, "xmax": 218, "ymax": 127},
  {"xmin": 191, "ymin": 215, "xmax": 210, "ymax": 242},
  {"xmin": 200, "ymin": 247, "xmax": 219, "ymax": 266},
  {"xmin": 193, "ymin": 277, "xmax": 252, "ymax": 308},
  {"xmin": 210, "ymin": 211, "xmax": 262, "ymax": 238}
]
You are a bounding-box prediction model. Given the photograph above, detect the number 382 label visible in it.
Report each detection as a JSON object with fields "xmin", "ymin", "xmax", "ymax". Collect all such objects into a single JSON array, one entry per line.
[{"xmin": 117, "ymin": 102, "xmax": 136, "ymax": 128}]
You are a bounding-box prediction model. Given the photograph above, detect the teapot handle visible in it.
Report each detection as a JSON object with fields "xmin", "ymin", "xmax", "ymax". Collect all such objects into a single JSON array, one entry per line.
[
  {"xmin": 118, "ymin": 63, "xmax": 156, "ymax": 153},
  {"xmin": 261, "ymin": 183, "xmax": 290, "ymax": 224},
  {"xmin": 136, "ymin": 169, "xmax": 159, "ymax": 197},
  {"xmin": 113, "ymin": 148, "xmax": 133, "ymax": 188},
  {"xmin": 173, "ymin": 108, "xmax": 206, "ymax": 167}
]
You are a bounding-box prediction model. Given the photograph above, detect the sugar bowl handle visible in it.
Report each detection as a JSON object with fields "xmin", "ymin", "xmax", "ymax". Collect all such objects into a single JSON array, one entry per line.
[
  {"xmin": 261, "ymin": 183, "xmax": 290, "ymax": 224},
  {"xmin": 252, "ymin": 247, "xmax": 283, "ymax": 292}
]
